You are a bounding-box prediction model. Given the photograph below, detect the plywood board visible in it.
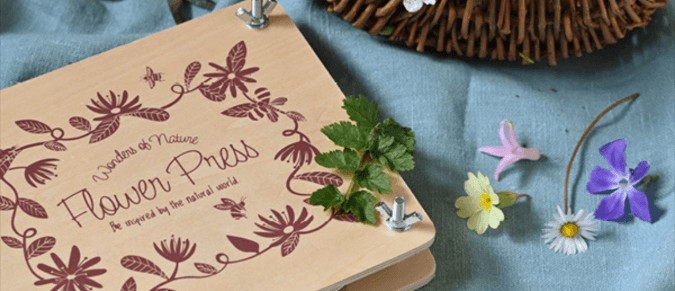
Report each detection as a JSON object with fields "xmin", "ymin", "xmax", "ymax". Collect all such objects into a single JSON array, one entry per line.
[
  {"xmin": 0, "ymin": 3, "xmax": 435, "ymax": 291},
  {"xmin": 344, "ymin": 249, "xmax": 436, "ymax": 291}
]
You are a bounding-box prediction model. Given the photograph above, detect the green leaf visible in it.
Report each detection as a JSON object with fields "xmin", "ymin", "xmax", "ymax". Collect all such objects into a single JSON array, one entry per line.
[
  {"xmin": 355, "ymin": 164, "xmax": 391, "ymax": 194},
  {"xmin": 495, "ymin": 191, "xmax": 528, "ymax": 208},
  {"xmin": 315, "ymin": 148, "xmax": 360, "ymax": 171},
  {"xmin": 638, "ymin": 175, "xmax": 659, "ymax": 187},
  {"xmin": 382, "ymin": 143, "xmax": 414, "ymax": 171},
  {"xmin": 376, "ymin": 118, "xmax": 415, "ymax": 154},
  {"xmin": 342, "ymin": 95, "xmax": 380, "ymax": 130},
  {"xmin": 343, "ymin": 191, "xmax": 378, "ymax": 224},
  {"xmin": 379, "ymin": 26, "xmax": 394, "ymax": 36},
  {"xmin": 309, "ymin": 185, "xmax": 345, "ymax": 211},
  {"xmin": 519, "ymin": 52, "xmax": 535, "ymax": 64},
  {"xmin": 375, "ymin": 135, "xmax": 395, "ymax": 152},
  {"xmin": 321, "ymin": 121, "xmax": 373, "ymax": 152},
  {"xmin": 371, "ymin": 135, "xmax": 394, "ymax": 165}
]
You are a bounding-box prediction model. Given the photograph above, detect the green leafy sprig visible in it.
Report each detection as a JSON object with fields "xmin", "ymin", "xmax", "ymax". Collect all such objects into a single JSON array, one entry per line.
[{"xmin": 309, "ymin": 95, "xmax": 415, "ymax": 224}]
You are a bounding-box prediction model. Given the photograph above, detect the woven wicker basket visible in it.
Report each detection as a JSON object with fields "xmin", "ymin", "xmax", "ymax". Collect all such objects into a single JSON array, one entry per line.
[{"xmin": 325, "ymin": 0, "xmax": 668, "ymax": 65}]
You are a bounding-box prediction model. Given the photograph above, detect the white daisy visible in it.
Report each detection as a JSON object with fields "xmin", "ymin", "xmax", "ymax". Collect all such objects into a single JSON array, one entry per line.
[
  {"xmin": 403, "ymin": 0, "xmax": 436, "ymax": 13},
  {"xmin": 542, "ymin": 205, "xmax": 598, "ymax": 255}
]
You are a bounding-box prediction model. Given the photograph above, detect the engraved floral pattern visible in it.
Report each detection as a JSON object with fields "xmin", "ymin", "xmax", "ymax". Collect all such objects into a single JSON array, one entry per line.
[
  {"xmin": 34, "ymin": 246, "xmax": 107, "ymax": 291},
  {"xmin": 153, "ymin": 237, "xmax": 197, "ymax": 264},
  {"xmin": 254, "ymin": 206, "xmax": 314, "ymax": 248},
  {"xmin": 2, "ymin": 40, "xmax": 344, "ymax": 291},
  {"xmin": 87, "ymin": 91, "xmax": 142, "ymax": 122},
  {"xmin": 202, "ymin": 41, "xmax": 259, "ymax": 99},
  {"xmin": 274, "ymin": 141, "xmax": 321, "ymax": 169}
]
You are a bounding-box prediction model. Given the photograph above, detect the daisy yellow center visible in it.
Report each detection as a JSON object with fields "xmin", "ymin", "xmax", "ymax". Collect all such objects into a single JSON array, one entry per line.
[
  {"xmin": 560, "ymin": 223, "xmax": 578, "ymax": 237},
  {"xmin": 479, "ymin": 193, "xmax": 493, "ymax": 212}
]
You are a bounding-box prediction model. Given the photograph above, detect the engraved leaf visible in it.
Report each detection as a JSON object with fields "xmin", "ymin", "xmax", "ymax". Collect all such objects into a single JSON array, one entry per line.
[
  {"xmin": 199, "ymin": 86, "xmax": 227, "ymax": 102},
  {"xmin": 15, "ymin": 120, "xmax": 51, "ymax": 134},
  {"xmin": 226, "ymin": 235, "xmax": 259, "ymax": 254},
  {"xmin": 127, "ymin": 108, "xmax": 170, "ymax": 122},
  {"xmin": 24, "ymin": 158, "xmax": 58, "ymax": 188},
  {"xmin": 227, "ymin": 41, "xmax": 247, "ymax": 72},
  {"xmin": 0, "ymin": 147, "xmax": 21, "ymax": 179},
  {"xmin": 294, "ymin": 172, "xmax": 344, "ymax": 187},
  {"xmin": 332, "ymin": 207, "xmax": 359, "ymax": 223},
  {"xmin": 0, "ymin": 195, "xmax": 15, "ymax": 211},
  {"xmin": 69, "ymin": 116, "xmax": 91, "ymax": 131},
  {"xmin": 194, "ymin": 262, "xmax": 218, "ymax": 274},
  {"xmin": 184, "ymin": 61, "xmax": 202, "ymax": 88},
  {"xmin": 27, "ymin": 236, "xmax": 56, "ymax": 259},
  {"xmin": 44, "ymin": 141, "xmax": 67, "ymax": 152},
  {"xmin": 1, "ymin": 236, "xmax": 23, "ymax": 248},
  {"xmin": 90, "ymin": 116, "xmax": 121, "ymax": 144},
  {"xmin": 18, "ymin": 198, "xmax": 48, "ymax": 219},
  {"xmin": 286, "ymin": 111, "xmax": 306, "ymax": 122},
  {"xmin": 270, "ymin": 97, "xmax": 287, "ymax": 106},
  {"xmin": 120, "ymin": 256, "xmax": 168, "ymax": 279},
  {"xmin": 281, "ymin": 232, "xmax": 299, "ymax": 257},
  {"xmin": 120, "ymin": 277, "xmax": 136, "ymax": 291},
  {"xmin": 222, "ymin": 103, "xmax": 256, "ymax": 118}
]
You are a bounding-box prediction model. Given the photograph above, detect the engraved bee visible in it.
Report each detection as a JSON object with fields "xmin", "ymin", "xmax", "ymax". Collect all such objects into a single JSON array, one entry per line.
[
  {"xmin": 142, "ymin": 67, "xmax": 164, "ymax": 89},
  {"xmin": 214, "ymin": 196, "xmax": 247, "ymax": 220}
]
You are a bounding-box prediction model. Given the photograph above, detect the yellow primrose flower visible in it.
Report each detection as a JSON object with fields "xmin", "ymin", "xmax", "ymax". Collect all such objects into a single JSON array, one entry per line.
[{"xmin": 455, "ymin": 172, "xmax": 504, "ymax": 234}]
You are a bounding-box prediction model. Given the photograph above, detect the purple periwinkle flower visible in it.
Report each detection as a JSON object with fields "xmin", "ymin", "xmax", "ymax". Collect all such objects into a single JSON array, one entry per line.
[{"xmin": 586, "ymin": 139, "xmax": 651, "ymax": 222}]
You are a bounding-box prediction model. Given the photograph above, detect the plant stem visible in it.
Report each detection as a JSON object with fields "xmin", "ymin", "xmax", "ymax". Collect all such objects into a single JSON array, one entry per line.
[
  {"xmin": 170, "ymin": 262, "xmax": 180, "ymax": 280},
  {"xmin": 564, "ymin": 93, "xmax": 639, "ymax": 214},
  {"xmin": 344, "ymin": 151, "xmax": 371, "ymax": 198}
]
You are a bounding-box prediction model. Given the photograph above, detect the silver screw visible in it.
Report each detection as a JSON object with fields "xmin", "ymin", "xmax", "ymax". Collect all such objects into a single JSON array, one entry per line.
[
  {"xmin": 391, "ymin": 196, "xmax": 406, "ymax": 222},
  {"xmin": 375, "ymin": 196, "xmax": 423, "ymax": 232},
  {"xmin": 236, "ymin": 0, "xmax": 277, "ymax": 30}
]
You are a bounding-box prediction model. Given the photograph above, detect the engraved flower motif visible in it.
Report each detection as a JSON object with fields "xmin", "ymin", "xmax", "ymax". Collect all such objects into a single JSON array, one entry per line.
[
  {"xmin": 86, "ymin": 90, "xmax": 142, "ymax": 121},
  {"xmin": 34, "ymin": 245, "xmax": 107, "ymax": 291},
  {"xmin": 153, "ymin": 236, "xmax": 197, "ymax": 263},
  {"xmin": 204, "ymin": 61, "xmax": 259, "ymax": 98},
  {"xmin": 254, "ymin": 206, "xmax": 314, "ymax": 247},
  {"xmin": 274, "ymin": 140, "xmax": 321, "ymax": 169}
]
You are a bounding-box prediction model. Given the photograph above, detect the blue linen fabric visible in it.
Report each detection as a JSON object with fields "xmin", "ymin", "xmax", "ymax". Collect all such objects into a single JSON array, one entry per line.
[{"xmin": 1, "ymin": 0, "xmax": 674, "ymax": 290}]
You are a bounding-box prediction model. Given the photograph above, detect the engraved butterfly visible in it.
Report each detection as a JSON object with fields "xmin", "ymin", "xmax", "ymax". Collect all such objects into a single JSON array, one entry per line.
[
  {"xmin": 142, "ymin": 66, "xmax": 164, "ymax": 89},
  {"xmin": 214, "ymin": 197, "xmax": 247, "ymax": 220}
]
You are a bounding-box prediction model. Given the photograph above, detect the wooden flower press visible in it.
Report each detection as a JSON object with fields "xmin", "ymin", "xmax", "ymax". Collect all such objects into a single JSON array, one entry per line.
[{"xmin": 0, "ymin": 2, "xmax": 435, "ymax": 290}]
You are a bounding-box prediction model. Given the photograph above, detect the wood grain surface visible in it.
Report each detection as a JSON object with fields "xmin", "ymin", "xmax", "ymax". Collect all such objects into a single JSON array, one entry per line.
[{"xmin": 0, "ymin": 3, "xmax": 435, "ymax": 291}]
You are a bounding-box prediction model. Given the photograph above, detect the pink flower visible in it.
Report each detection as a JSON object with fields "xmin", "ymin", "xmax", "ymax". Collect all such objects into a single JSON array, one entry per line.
[{"xmin": 479, "ymin": 120, "xmax": 541, "ymax": 181}]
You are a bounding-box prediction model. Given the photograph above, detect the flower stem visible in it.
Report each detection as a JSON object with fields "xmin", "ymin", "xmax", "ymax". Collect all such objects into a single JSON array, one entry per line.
[
  {"xmin": 564, "ymin": 93, "xmax": 639, "ymax": 214},
  {"xmin": 170, "ymin": 262, "xmax": 179, "ymax": 280}
]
